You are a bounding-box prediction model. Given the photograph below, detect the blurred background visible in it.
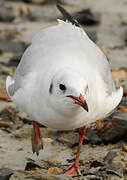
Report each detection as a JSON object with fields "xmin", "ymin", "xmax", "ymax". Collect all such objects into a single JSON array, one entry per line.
[
  {"xmin": 0, "ymin": 0, "xmax": 127, "ymax": 91},
  {"xmin": 0, "ymin": 0, "xmax": 127, "ymax": 179},
  {"xmin": 0, "ymin": 0, "xmax": 127, "ymax": 81}
]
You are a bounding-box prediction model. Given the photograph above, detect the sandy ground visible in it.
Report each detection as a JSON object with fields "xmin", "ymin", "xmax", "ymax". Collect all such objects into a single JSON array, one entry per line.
[{"xmin": 0, "ymin": 0, "xmax": 127, "ymax": 179}]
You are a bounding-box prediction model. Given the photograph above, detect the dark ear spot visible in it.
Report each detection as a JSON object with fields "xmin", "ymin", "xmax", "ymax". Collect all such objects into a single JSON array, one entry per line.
[
  {"xmin": 49, "ymin": 83, "xmax": 53, "ymax": 94},
  {"xmin": 85, "ymin": 85, "xmax": 89, "ymax": 94}
]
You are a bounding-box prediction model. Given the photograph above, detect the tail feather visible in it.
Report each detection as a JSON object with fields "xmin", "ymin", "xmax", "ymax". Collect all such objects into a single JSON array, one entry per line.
[{"xmin": 56, "ymin": 2, "xmax": 80, "ymax": 27}]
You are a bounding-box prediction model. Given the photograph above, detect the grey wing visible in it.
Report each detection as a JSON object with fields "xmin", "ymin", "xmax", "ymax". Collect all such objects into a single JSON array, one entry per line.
[
  {"xmin": 6, "ymin": 45, "xmax": 35, "ymax": 97},
  {"xmin": 97, "ymin": 57, "xmax": 116, "ymax": 95}
]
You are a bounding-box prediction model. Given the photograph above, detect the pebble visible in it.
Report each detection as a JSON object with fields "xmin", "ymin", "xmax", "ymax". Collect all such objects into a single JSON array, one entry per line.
[
  {"xmin": 106, "ymin": 168, "xmax": 122, "ymax": 178},
  {"xmin": 25, "ymin": 162, "xmax": 42, "ymax": 171},
  {"xmin": 0, "ymin": 7, "xmax": 15, "ymax": 22},
  {"xmin": 85, "ymin": 128, "xmax": 102, "ymax": 145},
  {"xmin": 97, "ymin": 116, "xmax": 127, "ymax": 143},
  {"xmin": 90, "ymin": 160, "xmax": 104, "ymax": 168},
  {"xmin": 0, "ymin": 40, "xmax": 29, "ymax": 53},
  {"xmin": 0, "ymin": 168, "xmax": 13, "ymax": 180},
  {"xmin": 47, "ymin": 167, "xmax": 59, "ymax": 174},
  {"xmin": 122, "ymin": 145, "xmax": 127, "ymax": 152},
  {"xmin": 104, "ymin": 151, "xmax": 117, "ymax": 163},
  {"xmin": 3, "ymin": 53, "xmax": 22, "ymax": 67}
]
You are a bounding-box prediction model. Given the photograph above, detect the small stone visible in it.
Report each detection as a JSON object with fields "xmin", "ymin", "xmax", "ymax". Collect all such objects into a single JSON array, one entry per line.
[
  {"xmin": 124, "ymin": 168, "xmax": 127, "ymax": 173},
  {"xmin": 0, "ymin": 64, "xmax": 13, "ymax": 75},
  {"xmin": 104, "ymin": 151, "xmax": 117, "ymax": 163},
  {"xmin": 3, "ymin": 53, "xmax": 22, "ymax": 67},
  {"xmin": 96, "ymin": 119, "xmax": 104, "ymax": 132},
  {"xmin": 113, "ymin": 112, "xmax": 127, "ymax": 121},
  {"xmin": 0, "ymin": 7, "xmax": 15, "ymax": 22},
  {"xmin": 0, "ymin": 121, "xmax": 10, "ymax": 128},
  {"xmin": 106, "ymin": 168, "xmax": 122, "ymax": 178},
  {"xmin": 117, "ymin": 105, "xmax": 127, "ymax": 112},
  {"xmin": 85, "ymin": 129, "xmax": 102, "ymax": 145},
  {"xmin": 0, "ymin": 168, "xmax": 13, "ymax": 180},
  {"xmin": 0, "ymin": 29, "xmax": 20, "ymax": 42},
  {"xmin": 97, "ymin": 117, "xmax": 127, "ymax": 143},
  {"xmin": 123, "ymin": 88, "xmax": 127, "ymax": 96},
  {"xmin": 0, "ymin": 40, "xmax": 29, "ymax": 54},
  {"xmin": 43, "ymin": 138, "xmax": 53, "ymax": 145},
  {"xmin": 122, "ymin": 145, "xmax": 127, "ymax": 152},
  {"xmin": 90, "ymin": 160, "xmax": 104, "ymax": 168},
  {"xmin": 25, "ymin": 162, "xmax": 41, "ymax": 171},
  {"xmin": 47, "ymin": 167, "xmax": 59, "ymax": 175},
  {"xmin": 0, "ymin": 87, "xmax": 11, "ymax": 102},
  {"xmin": 13, "ymin": 4, "xmax": 30, "ymax": 17},
  {"xmin": 112, "ymin": 70, "xmax": 127, "ymax": 83}
]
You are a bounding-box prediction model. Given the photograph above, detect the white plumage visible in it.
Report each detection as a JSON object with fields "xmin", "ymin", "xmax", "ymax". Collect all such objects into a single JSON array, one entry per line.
[{"xmin": 6, "ymin": 20, "xmax": 123, "ymax": 130}]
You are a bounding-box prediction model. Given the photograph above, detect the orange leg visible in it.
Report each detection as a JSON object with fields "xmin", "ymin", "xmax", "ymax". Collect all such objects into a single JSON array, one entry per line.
[
  {"xmin": 61, "ymin": 126, "xmax": 87, "ymax": 175},
  {"xmin": 31, "ymin": 121, "xmax": 43, "ymax": 155}
]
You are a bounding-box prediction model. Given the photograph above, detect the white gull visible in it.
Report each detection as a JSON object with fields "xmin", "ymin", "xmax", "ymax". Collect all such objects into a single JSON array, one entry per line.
[{"xmin": 6, "ymin": 6, "xmax": 123, "ymax": 175}]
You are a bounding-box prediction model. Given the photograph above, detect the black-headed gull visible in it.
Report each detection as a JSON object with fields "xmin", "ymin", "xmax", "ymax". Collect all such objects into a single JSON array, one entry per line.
[{"xmin": 6, "ymin": 3, "xmax": 123, "ymax": 175}]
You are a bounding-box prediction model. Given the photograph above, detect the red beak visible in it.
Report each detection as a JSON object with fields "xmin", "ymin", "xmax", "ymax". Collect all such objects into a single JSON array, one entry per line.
[{"xmin": 67, "ymin": 93, "xmax": 88, "ymax": 112}]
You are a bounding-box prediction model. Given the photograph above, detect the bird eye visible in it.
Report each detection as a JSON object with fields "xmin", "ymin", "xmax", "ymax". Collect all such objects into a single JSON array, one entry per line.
[{"xmin": 59, "ymin": 84, "xmax": 66, "ymax": 91}]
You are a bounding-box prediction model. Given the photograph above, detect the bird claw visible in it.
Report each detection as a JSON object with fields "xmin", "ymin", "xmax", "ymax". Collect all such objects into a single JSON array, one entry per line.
[
  {"xmin": 60, "ymin": 165, "xmax": 81, "ymax": 175},
  {"xmin": 31, "ymin": 121, "xmax": 43, "ymax": 156}
]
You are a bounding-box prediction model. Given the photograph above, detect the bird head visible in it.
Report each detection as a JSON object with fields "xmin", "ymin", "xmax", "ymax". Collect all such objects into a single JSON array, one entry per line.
[{"xmin": 48, "ymin": 68, "xmax": 89, "ymax": 116}]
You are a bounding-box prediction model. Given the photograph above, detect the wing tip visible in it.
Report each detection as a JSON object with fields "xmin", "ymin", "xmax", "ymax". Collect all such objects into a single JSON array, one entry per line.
[
  {"xmin": 6, "ymin": 76, "xmax": 14, "ymax": 97},
  {"xmin": 114, "ymin": 85, "xmax": 123, "ymax": 108},
  {"xmin": 119, "ymin": 85, "xmax": 123, "ymax": 100}
]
